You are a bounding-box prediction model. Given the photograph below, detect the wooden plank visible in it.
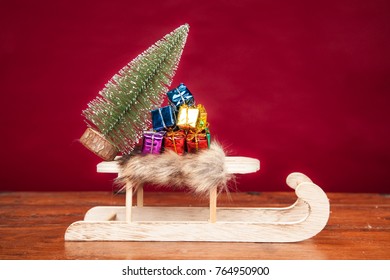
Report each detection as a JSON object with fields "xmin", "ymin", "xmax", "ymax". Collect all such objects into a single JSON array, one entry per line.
[
  {"xmin": 65, "ymin": 220, "xmax": 321, "ymax": 242},
  {"xmin": 224, "ymin": 157, "xmax": 260, "ymax": 174},
  {"xmin": 83, "ymin": 203, "xmax": 308, "ymax": 223},
  {"xmin": 96, "ymin": 156, "xmax": 260, "ymax": 174}
]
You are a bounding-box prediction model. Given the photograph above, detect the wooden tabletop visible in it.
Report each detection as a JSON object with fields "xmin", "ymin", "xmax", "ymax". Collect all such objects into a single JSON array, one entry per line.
[{"xmin": 0, "ymin": 191, "xmax": 389, "ymax": 260}]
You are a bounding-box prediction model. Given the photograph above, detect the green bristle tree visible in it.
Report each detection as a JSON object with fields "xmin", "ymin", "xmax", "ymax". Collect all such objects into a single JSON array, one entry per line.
[{"xmin": 80, "ymin": 24, "xmax": 190, "ymax": 160}]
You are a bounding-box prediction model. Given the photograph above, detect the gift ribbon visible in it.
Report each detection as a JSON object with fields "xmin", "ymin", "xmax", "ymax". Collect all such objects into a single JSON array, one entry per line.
[
  {"xmin": 172, "ymin": 135, "xmax": 177, "ymax": 153},
  {"xmin": 150, "ymin": 133, "xmax": 154, "ymax": 154},
  {"xmin": 171, "ymin": 108, "xmax": 177, "ymax": 126},
  {"xmin": 158, "ymin": 108, "xmax": 167, "ymax": 130},
  {"xmin": 176, "ymin": 88, "xmax": 186, "ymax": 104}
]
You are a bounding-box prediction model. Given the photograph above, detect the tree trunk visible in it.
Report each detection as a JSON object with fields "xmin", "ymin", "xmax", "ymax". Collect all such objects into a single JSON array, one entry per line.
[{"xmin": 80, "ymin": 128, "xmax": 118, "ymax": 161}]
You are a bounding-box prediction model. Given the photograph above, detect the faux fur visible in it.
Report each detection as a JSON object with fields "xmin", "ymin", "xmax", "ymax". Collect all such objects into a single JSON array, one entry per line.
[{"xmin": 116, "ymin": 141, "xmax": 234, "ymax": 195}]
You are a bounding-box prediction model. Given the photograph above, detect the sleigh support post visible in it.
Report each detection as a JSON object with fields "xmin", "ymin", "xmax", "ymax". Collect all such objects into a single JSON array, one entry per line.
[
  {"xmin": 209, "ymin": 188, "xmax": 217, "ymax": 223},
  {"xmin": 125, "ymin": 183, "xmax": 145, "ymax": 222},
  {"xmin": 137, "ymin": 185, "xmax": 144, "ymax": 207},
  {"xmin": 125, "ymin": 182, "xmax": 133, "ymax": 223}
]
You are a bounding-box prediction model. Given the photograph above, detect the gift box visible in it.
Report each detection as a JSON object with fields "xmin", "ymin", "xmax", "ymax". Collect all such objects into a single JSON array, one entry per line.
[
  {"xmin": 176, "ymin": 105, "xmax": 199, "ymax": 130},
  {"xmin": 164, "ymin": 130, "xmax": 186, "ymax": 155},
  {"xmin": 167, "ymin": 83, "xmax": 195, "ymax": 110},
  {"xmin": 186, "ymin": 131, "xmax": 209, "ymax": 153},
  {"xmin": 151, "ymin": 106, "xmax": 176, "ymax": 131},
  {"xmin": 141, "ymin": 131, "xmax": 166, "ymax": 154},
  {"xmin": 204, "ymin": 127, "xmax": 211, "ymax": 147},
  {"xmin": 196, "ymin": 104, "xmax": 208, "ymax": 132}
]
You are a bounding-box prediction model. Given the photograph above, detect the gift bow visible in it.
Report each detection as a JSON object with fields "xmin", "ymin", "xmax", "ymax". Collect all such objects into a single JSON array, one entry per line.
[{"xmin": 175, "ymin": 88, "xmax": 186, "ymax": 103}]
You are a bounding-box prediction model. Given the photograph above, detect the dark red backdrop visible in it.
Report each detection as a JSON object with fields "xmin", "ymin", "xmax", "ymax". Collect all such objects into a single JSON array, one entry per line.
[{"xmin": 1, "ymin": 0, "xmax": 389, "ymax": 193}]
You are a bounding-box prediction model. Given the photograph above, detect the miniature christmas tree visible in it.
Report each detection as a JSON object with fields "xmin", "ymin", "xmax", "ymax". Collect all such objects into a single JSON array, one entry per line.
[{"xmin": 80, "ymin": 24, "xmax": 190, "ymax": 160}]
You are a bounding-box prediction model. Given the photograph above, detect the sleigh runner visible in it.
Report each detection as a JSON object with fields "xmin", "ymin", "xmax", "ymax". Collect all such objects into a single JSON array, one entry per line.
[{"xmin": 65, "ymin": 148, "xmax": 330, "ymax": 242}]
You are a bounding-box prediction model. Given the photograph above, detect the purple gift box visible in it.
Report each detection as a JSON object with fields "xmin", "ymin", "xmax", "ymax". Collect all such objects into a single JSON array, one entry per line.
[{"xmin": 141, "ymin": 131, "xmax": 166, "ymax": 154}]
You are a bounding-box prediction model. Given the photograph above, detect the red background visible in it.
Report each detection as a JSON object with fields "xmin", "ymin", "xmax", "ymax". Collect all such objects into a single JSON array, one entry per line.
[{"xmin": 1, "ymin": 0, "xmax": 389, "ymax": 193}]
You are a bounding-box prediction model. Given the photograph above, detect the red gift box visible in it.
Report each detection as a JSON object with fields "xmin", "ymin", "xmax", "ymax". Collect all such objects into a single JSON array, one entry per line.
[
  {"xmin": 186, "ymin": 132, "xmax": 209, "ymax": 153},
  {"xmin": 164, "ymin": 130, "xmax": 186, "ymax": 155}
]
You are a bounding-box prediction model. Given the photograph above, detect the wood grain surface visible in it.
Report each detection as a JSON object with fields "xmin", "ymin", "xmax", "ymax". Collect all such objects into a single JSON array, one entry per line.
[{"xmin": 0, "ymin": 191, "xmax": 389, "ymax": 260}]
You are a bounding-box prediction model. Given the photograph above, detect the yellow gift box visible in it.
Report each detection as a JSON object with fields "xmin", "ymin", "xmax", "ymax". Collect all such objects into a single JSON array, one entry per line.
[
  {"xmin": 196, "ymin": 104, "xmax": 208, "ymax": 131},
  {"xmin": 177, "ymin": 105, "xmax": 199, "ymax": 130}
]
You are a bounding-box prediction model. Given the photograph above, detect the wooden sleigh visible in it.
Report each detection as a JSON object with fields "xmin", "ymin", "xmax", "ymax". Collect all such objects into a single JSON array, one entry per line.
[{"xmin": 65, "ymin": 156, "xmax": 330, "ymax": 242}]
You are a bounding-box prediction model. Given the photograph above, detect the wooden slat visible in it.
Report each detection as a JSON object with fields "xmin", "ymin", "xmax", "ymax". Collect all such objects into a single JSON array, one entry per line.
[
  {"xmin": 96, "ymin": 156, "xmax": 260, "ymax": 174},
  {"xmin": 83, "ymin": 204, "xmax": 309, "ymax": 223}
]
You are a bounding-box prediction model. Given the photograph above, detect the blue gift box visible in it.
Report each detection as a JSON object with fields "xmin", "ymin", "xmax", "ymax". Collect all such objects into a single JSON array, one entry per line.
[
  {"xmin": 151, "ymin": 106, "xmax": 176, "ymax": 131},
  {"xmin": 166, "ymin": 83, "xmax": 195, "ymax": 110}
]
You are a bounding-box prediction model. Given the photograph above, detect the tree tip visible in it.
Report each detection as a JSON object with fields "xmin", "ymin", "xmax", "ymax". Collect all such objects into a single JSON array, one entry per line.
[{"xmin": 181, "ymin": 23, "xmax": 190, "ymax": 30}]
